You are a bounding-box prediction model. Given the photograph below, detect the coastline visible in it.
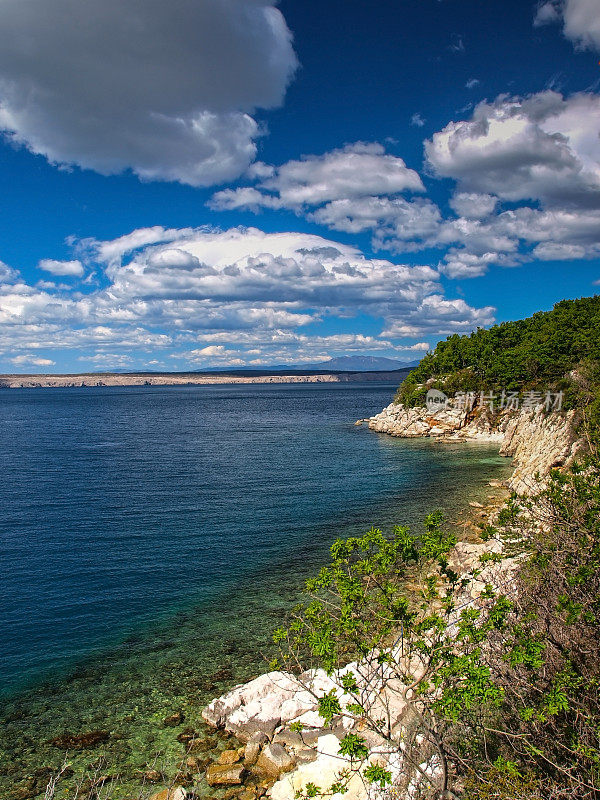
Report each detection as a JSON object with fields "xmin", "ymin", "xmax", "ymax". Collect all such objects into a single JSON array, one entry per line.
[
  {"xmin": 191, "ymin": 399, "xmax": 586, "ymax": 800},
  {"xmin": 0, "ymin": 371, "xmax": 406, "ymax": 390},
  {"xmin": 1, "ymin": 385, "xmax": 511, "ymax": 800}
]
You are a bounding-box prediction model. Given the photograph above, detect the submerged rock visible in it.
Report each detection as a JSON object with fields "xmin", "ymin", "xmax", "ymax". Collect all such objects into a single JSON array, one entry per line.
[
  {"xmin": 49, "ymin": 730, "xmax": 110, "ymax": 750},
  {"xmin": 218, "ymin": 748, "xmax": 242, "ymax": 765},
  {"xmin": 150, "ymin": 787, "xmax": 188, "ymax": 800},
  {"xmin": 206, "ymin": 762, "xmax": 245, "ymax": 786},
  {"xmin": 163, "ymin": 711, "xmax": 185, "ymax": 727}
]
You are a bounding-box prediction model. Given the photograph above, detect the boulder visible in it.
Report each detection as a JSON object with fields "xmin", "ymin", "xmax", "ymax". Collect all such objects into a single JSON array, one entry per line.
[
  {"xmin": 273, "ymin": 728, "xmax": 320, "ymax": 751},
  {"xmin": 206, "ymin": 762, "xmax": 245, "ymax": 786},
  {"xmin": 150, "ymin": 788, "xmax": 187, "ymax": 800},
  {"xmin": 269, "ymin": 735, "xmax": 366, "ymax": 800},
  {"xmin": 203, "ymin": 671, "xmax": 310, "ymax": 741},
  {"xmin": 218, "ymin": 749, "xmax": 242, "ymax": 765},
  {"xmin": 244, "ymin": 730, "xmax": 268, "ymax": 766},
  {"xmin": 255, "ymin": 743, "xmax": 296, "ymax": 779}
]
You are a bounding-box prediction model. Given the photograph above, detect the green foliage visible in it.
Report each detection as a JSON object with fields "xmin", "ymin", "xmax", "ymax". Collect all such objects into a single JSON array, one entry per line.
[
  {"xmin": 338, "ymin": 733, "xmax": 370, "ymax": 761},
  {"xmin": 317, "ymin": 690, "xmax": 342, "ymax": 725},
  {"xmin": 362, "ymin": 763, "xmax": 392, "ymax": 786},
  {"xmin": 395, "ymin": 295, "xmax": 600, "ymax": 405},
  {"xmin": 456, "ymin": 444, "xmax": 600, "ymax": 799}
]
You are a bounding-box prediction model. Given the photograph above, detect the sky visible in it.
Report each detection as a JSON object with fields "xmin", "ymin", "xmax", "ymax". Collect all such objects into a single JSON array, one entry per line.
[{"xmin": 0, "ymin": 0, "xmax": 599, "ymax": 373}]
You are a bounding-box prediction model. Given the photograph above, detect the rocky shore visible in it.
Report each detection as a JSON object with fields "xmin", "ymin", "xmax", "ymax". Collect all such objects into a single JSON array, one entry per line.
[
  {"xmin": 174, "ymin": 399, "xmax": 586, "ymax": 800},
  {"xmin": 366, "ymin": 399, "xmax": 584, "ymax": 495}
]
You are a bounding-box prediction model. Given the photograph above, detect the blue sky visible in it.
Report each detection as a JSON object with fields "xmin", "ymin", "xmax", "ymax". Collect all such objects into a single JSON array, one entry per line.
[{"xmin": 0, "ymin": 0, "xmax": 599, "ymax": 372}]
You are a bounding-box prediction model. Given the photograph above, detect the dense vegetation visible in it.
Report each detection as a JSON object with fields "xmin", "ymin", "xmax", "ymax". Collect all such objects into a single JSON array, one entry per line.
[
  {"xmin": 272, "ymin": 410, "xmax": 600, "ymax": 800},
  {"xmin": 397, "ymin": 295, "xmax": 600, "ymax": 407}
]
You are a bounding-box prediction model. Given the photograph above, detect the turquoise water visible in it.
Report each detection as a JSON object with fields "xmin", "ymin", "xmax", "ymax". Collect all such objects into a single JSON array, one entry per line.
[{"xmin": 0, "ymin": 383, "xmax": 511, "ymax": 799}]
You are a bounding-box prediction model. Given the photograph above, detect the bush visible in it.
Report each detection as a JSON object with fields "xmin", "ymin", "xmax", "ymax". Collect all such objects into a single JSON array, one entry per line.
[{"xmin": 395, "ymin": 296, "xmax": 600, "ymax": 405}]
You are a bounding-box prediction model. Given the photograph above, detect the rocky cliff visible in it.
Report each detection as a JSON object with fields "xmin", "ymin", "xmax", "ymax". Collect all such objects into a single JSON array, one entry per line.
[{"xmin": 366, "ymin": 399, "xmax": 585, "ymax": 495}]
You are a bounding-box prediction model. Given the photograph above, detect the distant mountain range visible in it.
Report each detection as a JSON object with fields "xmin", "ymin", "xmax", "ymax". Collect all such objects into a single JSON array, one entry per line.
[
  {"xmin": 301, "ymin": 355, "xmax": 422, "ymax": 371},
  {"xmin": 105, "ymin": 355, "xmax": 423, "ymax": 375},
  {"xmin": 197, "ymin": 355, "xmax": 422, "ymax": 373}
]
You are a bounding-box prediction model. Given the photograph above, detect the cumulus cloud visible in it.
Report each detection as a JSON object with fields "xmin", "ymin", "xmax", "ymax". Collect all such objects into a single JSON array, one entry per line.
[
  {"xmin": 0, "ymin": 260, "xmax": 18, "ymax": 283},
  {"xmin": 0, "ymin": 226, "xmax": 494, "ymax": 367},
  {"xmin": 535, "ymin": 0, "xmax": 600, "ymax": 51},
  {"xmin": 0, "ymin": 0, "xmax": 298, "ymax": 186},
  {"xmin": 426, "ymin": 91, "xmax": 600, "ymax": 208},
  {"xmin": 209, "ymin": 143, "xmax": 437, "ymax": 255},
  {"xmin": 382, "ymin": 295, "xmax": 495, "ymax": 338},
  {"xmin": 209, "ymin": 143, "xmax": 424, "ymax": 211},
  {"xmin": 205, "ymin": 97, "xmax": 600, "ymax": 280},
  {"xmin": 311, "ymin": 196, "xmax": 442, "ymax": 243},
  {"xmin": 449, "ymin": 193, "xmax": 498, "ymax": 220},
  {"xmin": 10, "ymin": 355, "xmax": 55, "ymax": 367},
  {"xmin": 38, "ymin": 259, "xmax": 85, "ymax": 277}
]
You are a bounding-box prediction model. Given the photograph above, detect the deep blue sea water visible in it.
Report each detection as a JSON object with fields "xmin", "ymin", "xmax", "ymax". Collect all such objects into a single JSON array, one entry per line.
[{"xmin": 0, "ymin": 383, "xmax": 511, "ymax": 799}]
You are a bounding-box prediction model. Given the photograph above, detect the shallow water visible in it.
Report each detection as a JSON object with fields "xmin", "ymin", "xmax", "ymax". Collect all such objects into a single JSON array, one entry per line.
[{"xmin": 0, "ymin": 383, "xmax": 511, "ymax": 799}]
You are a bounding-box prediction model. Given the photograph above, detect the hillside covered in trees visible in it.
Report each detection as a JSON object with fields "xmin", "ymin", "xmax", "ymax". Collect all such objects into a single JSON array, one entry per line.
[{"xmin": 398, "ymin": 295, "xmax": 600, "ymax": 407}]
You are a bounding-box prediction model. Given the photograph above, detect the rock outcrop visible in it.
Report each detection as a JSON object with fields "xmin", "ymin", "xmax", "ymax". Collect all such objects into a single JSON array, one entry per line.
[
  {"xmin": 499, "ymin": 407, "xmax": 585, "ymax": 494},
  {"xmin": 367, "ymin": 400, "xmax": 584, "ymax": 495}
]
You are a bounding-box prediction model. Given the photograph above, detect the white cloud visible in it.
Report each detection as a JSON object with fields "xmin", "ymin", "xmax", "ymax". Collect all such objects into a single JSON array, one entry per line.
[
  {"xmin": 10, "ymin": 355, "xmax": 55, "ymax": 367},
  {"xmin": 532, "ymin": 241, "xmax": 599, "ymax": 260},
  {"xmin": 0, "ymin": 226, "xmax": 495, "ymax": 364},
  {"xmin": 405, "ymin": 342, "xmax": 431, "ymax": 351},
  {"xmin": 0, "ymin": 0, "xmax": 298, "ymax": 186},
  {"xmin": 311, "ymin": 196, "xmax": 443, "ymax": 246},
  {"xmin": 426, "ymin": 91, "xmax": 600, "ymax": 208},
  {"xmin": 209, "ymin": 142, "xmax": 424, "ymax": 211},
  {"xmin": 205, "ymin": 97, "xmax": 600, "ymax": 281},
  {"xmin": 38, "ymin": 259, "xmax": 85, "ymax": 277},
  {"xmin": 439, "ymin": 249, "xmax": 520, "ymax": 279},
  {"xmin": 0, "ymin": 260, "xmax": 18, "ymax": 283},
  {"xmin": 449, "ymin": 193, "xmax": 498, "ymax": 220},
  {"xmin": 535, "ymin": 0, "xmax": 600, "ymax": 51},
  {"xmin": 535, "ymin": 2, "xmax": 562, "ymax": 25},
  {"xmin": 411, "ymin": 113, "xmax": 426, "ymax": 127},
  {"xmin": 382, "ymin": 295, "xmax": 495, "ymax": 337},
  {"xmin": 466, "ymin": 78, "xmax": 480, "ymax": 89},
  {"xmin": 80, "ymin": 353, "xmax": 135, "ymax": 368}
]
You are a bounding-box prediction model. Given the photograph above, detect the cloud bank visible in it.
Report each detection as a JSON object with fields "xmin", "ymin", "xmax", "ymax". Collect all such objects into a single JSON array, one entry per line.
[
  {"xmin": 0, "ymin": 0, "xmax": 298, "ymax": 186},
  {"xmin": 0, "ymin": 226, "xmax": 495, "ymax": 369}
]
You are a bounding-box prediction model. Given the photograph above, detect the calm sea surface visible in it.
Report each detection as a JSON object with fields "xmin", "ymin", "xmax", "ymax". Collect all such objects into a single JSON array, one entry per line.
[{"xmin": 0, "ymin": 383, "xmax": 511, "ymax": 799}]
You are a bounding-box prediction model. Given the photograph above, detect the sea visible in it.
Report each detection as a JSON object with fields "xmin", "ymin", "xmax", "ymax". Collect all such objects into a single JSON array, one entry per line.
[{"xmin": 0, "ymin": 382, "xmax": 511, "ymax": 799}]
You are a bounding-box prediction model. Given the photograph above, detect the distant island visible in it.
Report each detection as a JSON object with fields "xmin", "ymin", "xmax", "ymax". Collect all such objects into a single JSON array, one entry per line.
[{"xmin": 0, "ymin": 367, "xmax": 412, "ymax": 389}]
